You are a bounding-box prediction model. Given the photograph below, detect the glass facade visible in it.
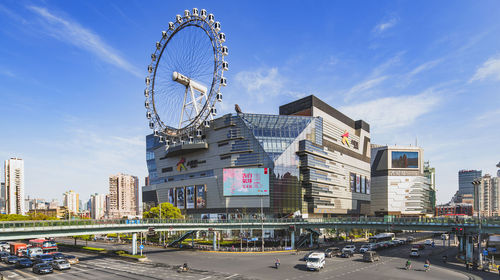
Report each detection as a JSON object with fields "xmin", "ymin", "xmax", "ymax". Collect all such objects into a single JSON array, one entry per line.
[{"xmin": 146, "ymin": 134, "xmax": 162, "ymax": 185}]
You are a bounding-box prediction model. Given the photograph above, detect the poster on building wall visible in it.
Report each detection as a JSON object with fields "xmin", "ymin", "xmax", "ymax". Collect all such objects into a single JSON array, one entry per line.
[
  {"xmin": 168, "ymin": 189, "xmax": 175, "ymax": 205},
  {"xmin": 356, "ymin": 175, "xmax": 361, "ymax": 193},
  {"xmin": 391, "ymin": 151, "xmax": 419, "ymax": 168},
  {"xmin": 196, "ymin": 185, "xmax": 206, "ymax": 208},
  {"xmin": 176, "ymin": 187, "xmax": 185, "ymax": 209},
  {"xmin": 350, "ymin": 173, "xmax": 356, "ymax": 192},
  {"xmin": 366, "ymin": 178, "xmax": 371, "ymax": 194},
  {"xmin": 361, "ymin": 176, "xmax": 366, "ymax": 193},
  {"xmin": 186, "ymin": 186, "xmax": 195, "ymax": 209}
]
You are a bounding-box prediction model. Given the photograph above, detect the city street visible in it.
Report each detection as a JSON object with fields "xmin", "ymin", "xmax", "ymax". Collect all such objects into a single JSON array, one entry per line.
[{"xmin": 54, "ymin": 236, "xmax": 491, "ymax": 280}]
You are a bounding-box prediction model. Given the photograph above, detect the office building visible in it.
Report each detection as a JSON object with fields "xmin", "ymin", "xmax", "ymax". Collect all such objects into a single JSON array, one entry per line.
[
  {"xmin": 90, "ymin": 193, "xmax": 107, "ymax": 219},
  {"xmin": 474, "ymin": 174, "xmax": 500, "ymax": 217},
  {"xmin": 4, "ymin": 158, "xmax": 25, "ymax": 215},
  {"xmin": 458, "ymin": 170, "xmax": 482, "ymax": 196},
  {"xmin": 143, "ymin": 95, "xmax": 371, "ymax": 218},
  {"xmin": 108, "ymin": 173, "xmax": 139, "ymax": 218},
  {"xmin": 370, "ymin": 145, "xmax": 433, "ymax": 217},
  {"xmin": 63, "ymin": 190, "xmax": 79, "ymax": 215}
]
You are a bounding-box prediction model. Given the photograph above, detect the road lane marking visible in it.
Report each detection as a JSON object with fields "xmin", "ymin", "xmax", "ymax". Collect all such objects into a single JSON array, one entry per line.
[{"xmin": 224, "ymin": 274, "xmax": 238, "ymax": 279}]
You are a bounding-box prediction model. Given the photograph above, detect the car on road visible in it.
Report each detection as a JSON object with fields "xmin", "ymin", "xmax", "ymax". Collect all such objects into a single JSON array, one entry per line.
[
  {"xmin": 340, "ymin": 251, "xmax": 354, "ymax": 258},
  {"xmin": 34, "ymin": 254, "xmax": 54, "ymax": 264},
  {"xmin": 342, "ymin": 245, "xmax": 356, "ymax": 253},
  {"xmin": 324, "ymin": 247, "xmax": 340, "ymax": 258},
  {"xmin": 410, "ymin": 248, "xmax": 420, "ymax": 257},
  {"xmin": 363, "ymin": 251, "xmax": 380, "ymax": 262},
  {"xmin": 412, "ymin": 244, "xmax": 425, "ymax": 250},
  {"xmin": 406, "ymin": 236, "xmax": 415, "ymax": 243},
  {"xmin": 394, "ymin": 239, "xmax": 406, "ymax": 245},
  {"xmin": 33, "ymin": 263, "xmax": 53, "ymax": 274},
  {"xmin": 6, "ymin": 255, "xmax": 19, "ymax": 264},
  {"xmin": 306, "ymin": 252, "xmax": 325, "ymax": 271},
  {"xmin": 65, "ymin": 255, "xmax": 79, "ymax": 264},
  {"xmin": 51, "ymin": 252, "xmax": 65, "ymax": 260},
  {"xmin": 359, "ymin": 244, "xmax": 373, "ymax": 253},
  {"xmin": 52, "ymin": 259, "xmax": 71, "ymax": 270},
  {"xmin": 424, "ymin": 239, "xmax": 433, "ymax": 245},
  {"xmin": 0, "ymin": 252, "xmax": 10, "ymax": 262},
  {"xmin": 15, "ymin": 258, "xmax": 33, "ymax": 268}
]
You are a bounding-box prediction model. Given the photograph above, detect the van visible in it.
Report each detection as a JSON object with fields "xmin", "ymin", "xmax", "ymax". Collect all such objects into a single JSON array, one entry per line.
[
  {"xmin": 306, "ymin": 252, "xmax": 325, "ymax": 271},
  {"xmin": 363, "ymin": 251, "xmax": 380, "ymax": 262}
]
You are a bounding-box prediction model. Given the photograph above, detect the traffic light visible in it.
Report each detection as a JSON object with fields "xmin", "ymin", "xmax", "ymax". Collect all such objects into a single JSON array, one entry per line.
[{"xmin": 451, "ymin": 227, "xmax": 464, "ymax": 234}]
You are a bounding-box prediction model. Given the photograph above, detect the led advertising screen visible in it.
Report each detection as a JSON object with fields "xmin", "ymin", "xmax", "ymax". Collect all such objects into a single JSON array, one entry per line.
[
  {"xmin": 186, "ymin": 186, "xmax": 195, "ymax": 209},
  {"xmin": 392, "ymin": 151, "xmax": 419, "ymax": 168},
  {"xmin": 176, "ymin": 187, "xmax": 185, "ymax": 209},
  {"xmin": 168, "ymin": 189, "xmax": 175, "ymax": 205},
  {"xmin": 223, "ymin": 168, "xmax": 269, "ymax": 196},
  {"xmin": 196, "ymin": 185, "xmax": 206, "ymax": 208},
  {"xmin": 356, "ymin": 175, "xmax": 361, "ymax": 193}
]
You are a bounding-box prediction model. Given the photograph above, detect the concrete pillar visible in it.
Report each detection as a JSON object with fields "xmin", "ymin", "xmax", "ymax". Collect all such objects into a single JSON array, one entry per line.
[
  {"xmin": 132, "ymin": 233, "xmax": 137, "ymax": 255},
  {"xmin": 213, "ymin": 231, "xmax": 217, "ymax": 251},
  {"xmin": 309, "ymin": 233, "xmax": 313, "ymax": 247},
  {"xmin": 466, "ymin": 235, "xmax": 473, "ymax": 263},
  {"xmin": 291, "ymin": 231, "xmax": 295, "ymax": 250}
]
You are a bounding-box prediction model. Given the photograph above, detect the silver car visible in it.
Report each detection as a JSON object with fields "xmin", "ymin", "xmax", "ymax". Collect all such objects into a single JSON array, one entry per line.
[{"xmin": 51, "ymin": 259, "xmax": 71, "ymax": 270}]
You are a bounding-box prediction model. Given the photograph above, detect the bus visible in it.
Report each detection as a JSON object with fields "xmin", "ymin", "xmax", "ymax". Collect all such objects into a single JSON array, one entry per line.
[
  {"xmin": 28, "ymin": 239, "xmax": 58, "ymax": 254},
  {"xmin": 369, "ymin": 233, "xmax": 395, "ymax": 243}
]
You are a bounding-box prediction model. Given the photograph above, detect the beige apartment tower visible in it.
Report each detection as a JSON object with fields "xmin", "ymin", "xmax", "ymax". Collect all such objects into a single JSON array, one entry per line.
[
  {"xmin": 4, "ymin": 158, "xmax": 25, "ymax": 215},
  {"xmin": 108, "ymin": 173, "xmax": 139, "ymax": 218}
]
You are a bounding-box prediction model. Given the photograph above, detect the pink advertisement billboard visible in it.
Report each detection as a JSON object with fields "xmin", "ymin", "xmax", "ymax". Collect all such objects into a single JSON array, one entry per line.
[{"xmin": 223, "ymin": 168, "xmax": 270, "ymax": 196}]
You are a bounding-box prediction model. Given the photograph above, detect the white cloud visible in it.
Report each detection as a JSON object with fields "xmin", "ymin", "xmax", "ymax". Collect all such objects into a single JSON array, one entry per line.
[
  {"xmin": 27, "ymin": 6, "xmax": 142, "ymax": 77},
  {"xmin": 235, "ymin": 67, "xmax": 284, "ymax": 95},
  {"xmin": 340, "ymin": 89, "xmax": 440, "ymax": 132},
  {"xmin": 373, "ymin": 17, "xmax": 398, "ymax": 34},
  {"xmin": 407, "ymin": 59, "xmax": 442, "ymax": 78},
  {"xmin": 344, "ymin": 76, "xmax": 388, "ymax": 101},
  {"xmin": 470, "ymin": 55, "xmax": 500, "ymax": 82}
]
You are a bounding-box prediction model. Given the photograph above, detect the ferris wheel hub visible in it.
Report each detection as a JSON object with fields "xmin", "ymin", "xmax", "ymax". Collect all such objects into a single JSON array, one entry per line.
[{"xmin": 172, "ymin": 71, "xmax": 207, "ymax": 94}]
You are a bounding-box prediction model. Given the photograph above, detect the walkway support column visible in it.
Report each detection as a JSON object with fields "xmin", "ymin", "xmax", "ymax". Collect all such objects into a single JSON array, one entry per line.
[
  {"xmin": 213, "ymin": 231, "xmax": 217, "ymax": 251},
  {"xmin": 309, "ymin": 233, "xmax": 313, "ymax": 247},
  {"xmin": 291, "ymin": 230, "xmax": 295, "ymax": 250},
  {"xmin": 466, "ymin": 235, "xmax": 473, "ymax": 264},
  {"xmin": 132, "ymin": 233, "xmax": 137, "ymax": 255}
]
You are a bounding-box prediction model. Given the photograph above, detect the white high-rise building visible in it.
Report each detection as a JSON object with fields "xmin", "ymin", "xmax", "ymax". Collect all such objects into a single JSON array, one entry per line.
[
  {"xmin": 63, "ymin": 190, "xmax": 79, "ymax": 215},
  {"xmin": 108, "ymin": 173, "xmax": 139, "ymax": 218},
  {"xmin": 4, "ymin": 158, "xmax": 25, "ymax": 215},
  {"xmin": 90, "ymin": 193, "xmax": 107, "ymax": 219}
]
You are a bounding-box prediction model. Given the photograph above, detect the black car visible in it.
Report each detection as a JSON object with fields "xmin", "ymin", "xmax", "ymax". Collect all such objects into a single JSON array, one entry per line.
[
  {"xmin": 340, "ymin": 251, "xmax": 354, "ymax": 258},
  {"xmin": 0, "ymin": 252, "xmax": 10, "ymax": 262},
  {"xmin": 324, "ymin": 247, "xmax": 341, "ymax": 258},
  {"xmin": 33, "ymin": 263, "xmax": 53, "ymax": 274},
  {"xmin": 6, "ymin": 255, "xmax": 19, "ymax": 264},
  {"xmin": 52, "ymin": 252, "xmax": 65, "ymax": 260},
  {"xmin": 15, "ymin": 258, "xmax": 33, "ymax": 268}
]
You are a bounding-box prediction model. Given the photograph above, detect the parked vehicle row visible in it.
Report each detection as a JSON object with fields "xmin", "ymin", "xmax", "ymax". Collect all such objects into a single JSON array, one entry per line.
[{"xmin": 0, "ymin": 250, "xmax": 79, "ymax": 275}]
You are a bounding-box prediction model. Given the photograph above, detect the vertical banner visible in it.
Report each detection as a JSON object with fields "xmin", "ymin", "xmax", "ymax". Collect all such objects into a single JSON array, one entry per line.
[
  {"xmin": 176, "ymin": 187, "xmax": 185, "ymax": 209},
  {"xmin": 366, "ymin": 178, "xmax": 371, "ymax": 195},
  {"xmin": 196, "ymin": 185, "xmax": 206, "ymax": 208},
  {"xmin": 361, "ymin": 176, "xmax": 366, "ymax": 193},
  {"xmin": 186, "ymin": 186, "xmax": 195, "ymax": 209},
  {"xmin": 350, "ymin": 173, "xmax": 356, "ymax": 192},
  {"xmin": 356, "ymin": 175, "xmax": 361, "ymax": 193},
  {"xmin": 168, "ymin": 189, "xmax": 175, "ymax": 205}
]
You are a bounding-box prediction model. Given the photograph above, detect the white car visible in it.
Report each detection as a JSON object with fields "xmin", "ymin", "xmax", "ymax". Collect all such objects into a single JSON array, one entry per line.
[
  {"xmin": 342, "ymin": 245, "xmax": 356, "ymax": 253},
  {"xmin": 359, "ymin": 245, "xmax": 372, "ymax": 253},
  {"xmin": 306, "ymin": 252, "xmax": 325, "ymax": 271},
  {"xmin": 51, "ymin": 259, "xmax": 71, "ymax": 270},
  {"xmin": 410, "ymin": 248, "xmax": 420, "ymax": 257},
  {"xmin": 424, "ymin": 239, "xmax": 433, "ymax": 245}
]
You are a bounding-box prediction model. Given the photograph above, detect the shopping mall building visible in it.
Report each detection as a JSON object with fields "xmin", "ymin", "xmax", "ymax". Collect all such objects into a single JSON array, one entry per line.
[{"xmin": 142, "ymin": 95, "xmax": 371, "ymax": 218}]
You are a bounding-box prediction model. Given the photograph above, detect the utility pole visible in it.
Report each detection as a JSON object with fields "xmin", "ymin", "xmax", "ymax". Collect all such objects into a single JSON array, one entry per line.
[
  {"xmin": 261, "ymin": 196, "xmax": 264, "ymax": 252},
  {"xmin": 473, "ymin": 179, "xmax": 483, "ymax": 268}
]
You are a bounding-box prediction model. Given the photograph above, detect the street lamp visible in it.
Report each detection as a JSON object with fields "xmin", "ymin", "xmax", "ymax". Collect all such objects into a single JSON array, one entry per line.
[{"xmin": 472, "ymin": 179, "xmax": 482, "ymax": 268}]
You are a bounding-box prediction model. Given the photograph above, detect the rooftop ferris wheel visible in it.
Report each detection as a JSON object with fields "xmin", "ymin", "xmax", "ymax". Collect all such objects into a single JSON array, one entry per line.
[{"xmin": 144, "ymin": 8, "xmax": 228, "ymax": 150}]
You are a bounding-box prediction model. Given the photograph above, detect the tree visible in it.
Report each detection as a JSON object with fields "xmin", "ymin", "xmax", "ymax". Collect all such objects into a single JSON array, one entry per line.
[{"xmin": 143, "ymin": 202, "xmax": 183, "ymax": 219}]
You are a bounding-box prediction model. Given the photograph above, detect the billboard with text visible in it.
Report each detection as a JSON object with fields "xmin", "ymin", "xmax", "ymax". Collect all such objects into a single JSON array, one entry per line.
[{"xmin": 223, "ymin": 168, "xmax": 269, "ymax": 196}]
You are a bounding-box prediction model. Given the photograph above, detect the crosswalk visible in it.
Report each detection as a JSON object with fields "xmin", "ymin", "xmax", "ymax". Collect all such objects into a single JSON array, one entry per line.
[{"xmin": 0, "ymin": 251, "xmax": 230, "ymax": 280}]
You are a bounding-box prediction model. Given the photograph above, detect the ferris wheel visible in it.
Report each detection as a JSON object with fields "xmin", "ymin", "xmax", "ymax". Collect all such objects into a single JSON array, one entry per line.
[{"xmin": 144, "ymin": 8, "xmax": 228, "ymax": 148}]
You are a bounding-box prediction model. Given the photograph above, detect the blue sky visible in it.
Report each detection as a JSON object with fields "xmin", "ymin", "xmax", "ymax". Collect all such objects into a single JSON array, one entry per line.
[{"xmin": 0, "ymin": 0, "xmax": 499, "ymax": 205}]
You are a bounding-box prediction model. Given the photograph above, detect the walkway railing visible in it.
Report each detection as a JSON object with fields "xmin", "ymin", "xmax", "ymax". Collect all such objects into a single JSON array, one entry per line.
[{"xmin": 2, "ymin": 216, "xmax": 500, "ymax": 229}]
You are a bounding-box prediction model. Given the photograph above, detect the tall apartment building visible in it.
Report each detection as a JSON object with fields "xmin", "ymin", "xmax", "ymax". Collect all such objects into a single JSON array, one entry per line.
[
  {"xmin": 474, "ymin": 174, "xmax": 500, "ymax": 217},
  {"xmin": 370, "ymin": 145, "xmax": 433, "ymax": 217},
  {"xmin": 0, "ymin": 182, "xmax": 5, "ymax": 213},
  {"xmin": 90, "ymin": 193, "xmax": 107, "ymax": 219},
  {"xmin": 459, "ymin": 170, "xmax": 482, "ymax": 196},
  {"xmin": 424, "ymin": 162, "xmax": 437, "ymax": 213},
  {"xmin": 4, "ymin": 158, "xmax": 25, "ymax": 215},
  {"xmin": 108, "ymin": 173, "xmax": 139, "ymax": 218},
  {"xmin": 63, "ymin": 190, "xmax": 79, "ymax": 215}
]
